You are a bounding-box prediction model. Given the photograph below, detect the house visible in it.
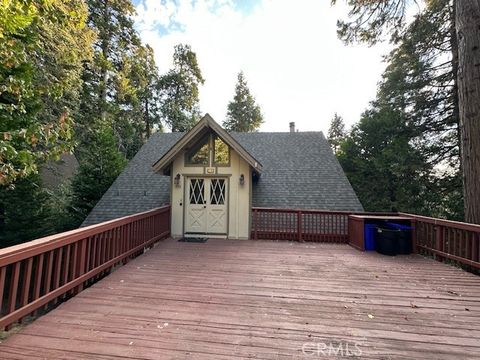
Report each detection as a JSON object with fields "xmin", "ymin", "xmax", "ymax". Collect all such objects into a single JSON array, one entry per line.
[{"xmin": 83, "ymin": 114, "xmax": 363, "ymax": 239}]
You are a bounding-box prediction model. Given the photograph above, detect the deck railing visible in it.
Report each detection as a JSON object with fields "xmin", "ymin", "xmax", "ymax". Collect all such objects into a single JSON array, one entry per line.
[
  {"xmin": 0, "ymin": 205, "xmax": 170, "ymax": 330},
  {"xmin": 251, "ymin": 207, "xmax": 358, "ymax": 242},
  {"xmin": 252, "ymin": 208, "xmax": 480, "ymax": 272},
  {"xmin": 1, "ymin": 205, "xmax": 479, "ymax": 332},
  {"xmin": 401, "ymin": 213, "xmax": 480, "ymax": 271}
]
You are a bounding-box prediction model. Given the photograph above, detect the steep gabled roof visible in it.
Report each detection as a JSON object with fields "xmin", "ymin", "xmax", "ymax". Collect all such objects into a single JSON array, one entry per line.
[
  {"xmin": 152, "ymin": 114, "xmax": 262, "ymax": 174},
  {"xmin": 82, "ymin": 129, "xmax": 363, "ymax": 226}
]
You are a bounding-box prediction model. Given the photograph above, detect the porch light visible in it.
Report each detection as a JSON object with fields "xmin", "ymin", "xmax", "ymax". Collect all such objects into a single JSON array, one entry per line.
[
  {"xmin": 174, "ymin": 173, "xmax": 181, "ymax": 187},
  {"xmin": 239, "ymin": 174, "xmax": 245, "ymax": 186}
]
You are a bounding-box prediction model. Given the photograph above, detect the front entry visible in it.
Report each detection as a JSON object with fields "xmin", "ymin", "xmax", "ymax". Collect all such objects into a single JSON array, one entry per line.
[{"xmin": 185, "ymin": 177, "xmax": 228, "ymax": 235}]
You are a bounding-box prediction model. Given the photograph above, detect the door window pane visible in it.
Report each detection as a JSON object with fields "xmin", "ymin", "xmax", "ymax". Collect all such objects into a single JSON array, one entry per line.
[
  {"xmin": 210, "ymin": 179, "xmax": 225, "ymax": 205},
  {"xmin": 189, "ymin": 179, "xmax": 205, "ymax": 204}
]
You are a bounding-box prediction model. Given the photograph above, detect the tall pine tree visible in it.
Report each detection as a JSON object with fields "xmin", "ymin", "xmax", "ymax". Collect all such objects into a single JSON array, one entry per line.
[
  {"xmin": 336, "ymin": 0, "xmax": 463, "ymax": 220},
  {"xmin": 159, "ymin": 44, "xmax": 205, "ymax": 132},
  {"xmin": 223, "ymin": 71, "xmax": 263, "ymax": 132},
  {"xmin": 327, "ymin": 113, "xmax": 346, "ymax": 155},
  {"xmin": 78, "ymin": 0, "xmax": 144, "ymax": 157},
  {"xmin": 332, "ymin": 0, "xmax": 480, "ymax": 223}
]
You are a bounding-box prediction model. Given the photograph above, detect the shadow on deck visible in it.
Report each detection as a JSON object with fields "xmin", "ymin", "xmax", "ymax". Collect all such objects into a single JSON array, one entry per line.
[{"xmin": 1, "ymin": 238, "xmax": 480, "ymax": 359}]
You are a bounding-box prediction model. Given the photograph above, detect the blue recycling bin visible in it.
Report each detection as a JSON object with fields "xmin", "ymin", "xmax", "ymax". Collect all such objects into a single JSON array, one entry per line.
[{"xmin": 364, "ymin": 224, "xmax": 376, "ymax": 251}]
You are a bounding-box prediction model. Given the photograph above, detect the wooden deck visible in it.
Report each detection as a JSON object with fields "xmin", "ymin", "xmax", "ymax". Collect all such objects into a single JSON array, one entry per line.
[{"xmin": 1, "ymin": 238, "xmax": 480, "ymax": 359}]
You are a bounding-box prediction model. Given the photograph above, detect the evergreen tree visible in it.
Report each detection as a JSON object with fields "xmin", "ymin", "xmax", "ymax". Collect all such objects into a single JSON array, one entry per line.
[
  {"xmin": 113, "ymin": 44, "xmax": 162, "ymax": 158},
  {"xmin": 78, "ymin": 0, "xmax": 143, "ymax": 157},
  {"xmin": 327, "ymin": 113, "xmax": 346, "ymax": 155},
  {"xmin": 336, "ymin": 0, "xmax": 463, "ymax": 220},
  {"xmin": 0, "ymin": 0, "xmax": 93, "ymax": 186},
  {"xmin": 128, "ymin": 45, "xmax": 162, "ymax": 140},
  {"xmin": 70, "ymin": 125, "xmax": 127, "ymax": 220},
  {"xmin": 378, "ymin": 0, "xmax": 458, "ymax": 167},
  {"xmin": 0, "ymin": 174, "xmax": 56, "ymax": 247},
  {"xmin": 159, "ymin": 44, "xmax": 205, "ymax": 132},
  {"xmin": 223, "ymin": 72, "xmax": 263, "ymax": 132},
  {"xmin": 332, "ymin": 0, "xmax": 480, "ymax": 223},
  {"xmin": 338, "ymin": 107, "xmax": 430, "ymax": 214}
]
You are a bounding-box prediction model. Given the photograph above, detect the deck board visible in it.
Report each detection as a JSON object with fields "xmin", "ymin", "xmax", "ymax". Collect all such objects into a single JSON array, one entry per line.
[{"xmin": 1, "ymin": 238, "xmax": 480, "ymax": 359}]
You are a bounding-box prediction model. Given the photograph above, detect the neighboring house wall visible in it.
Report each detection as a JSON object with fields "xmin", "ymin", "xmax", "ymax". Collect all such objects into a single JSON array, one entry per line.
[{"xmin": 170, "ymin": 147, "xmax": 251, "ymax": 239}]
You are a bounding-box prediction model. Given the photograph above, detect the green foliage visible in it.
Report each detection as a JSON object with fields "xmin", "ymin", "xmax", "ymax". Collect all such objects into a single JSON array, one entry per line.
[
  {"xmin": 70, "ymin": 125, "xmax": 127, "ymax": 219},
  {"xmin": 127, "ymin": 44, "xmax": 162, "ymax": 139},
  {"xmin": 338, "ymin": 108, "xmax": 430, "ymax": 213},
  {"xmin": 332, "ymin": 0, "xmax": 412, "ymax": 45},
  {"xmin": 334, "ymin": 0, "xmax": 466, "ymax": 220},
  {"xmin": 337, "ymin": 0, "xmax": 462, "ymax": 219},
  {"xmin": 112, "ymin": 44, "xmax": 162, "ymax": 158},
  {"xmin": 379, "ymin": 0, "xmax": 457, "ymax": 166},
  {"xmin": 0, "ymin": 174, "xmax": 56, "ymax": 247},
  {"xmin": 159, "ymin": 44, "xmax": 205, "ymax": 132},
  {"xmin": 77, "ymin": 0, "xmax": 144, "ymax": 158},
  {"xmin": 223, "ymin": 71, "xmax": 263, "ymax": 132},
  {"xmin": 0, "ymin": 0, "xmax": 94, "ymax": 186},
  {"xmin": 327, "ymin": 113, "xmax": 346, "ymax": 155},
  {"xmin": 0, "ymin": 0, "xmax": 167, "ymax": 245}
]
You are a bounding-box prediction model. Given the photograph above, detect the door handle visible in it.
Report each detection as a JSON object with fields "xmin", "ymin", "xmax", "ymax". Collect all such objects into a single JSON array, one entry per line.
[{"xmin": 203, "ymin": 205, "xmax": 206, "ymax": 208}]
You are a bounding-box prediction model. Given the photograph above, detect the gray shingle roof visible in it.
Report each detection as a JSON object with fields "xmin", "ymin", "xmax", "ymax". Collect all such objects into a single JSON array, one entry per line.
[{"xmin": 82, "ymin": 131, "xmax": 363, "ymax": 226}]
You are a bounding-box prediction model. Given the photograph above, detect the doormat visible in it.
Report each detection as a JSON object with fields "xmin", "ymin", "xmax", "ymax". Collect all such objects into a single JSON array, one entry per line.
[{"xmin": 178, "ymin": 237, "xmax": 208, "ymax": 243}]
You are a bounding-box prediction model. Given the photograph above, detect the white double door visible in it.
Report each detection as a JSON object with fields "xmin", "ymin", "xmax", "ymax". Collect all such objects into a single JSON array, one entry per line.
[{"xmin": 185, "ymin": 177, "xmax": 228, "ymax": 235}]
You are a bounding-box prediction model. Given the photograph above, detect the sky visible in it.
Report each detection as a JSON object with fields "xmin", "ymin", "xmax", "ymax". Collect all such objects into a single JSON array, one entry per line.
[{"xmin": 133, "ymin": 0, "xmax": 392, "ymax": 134}]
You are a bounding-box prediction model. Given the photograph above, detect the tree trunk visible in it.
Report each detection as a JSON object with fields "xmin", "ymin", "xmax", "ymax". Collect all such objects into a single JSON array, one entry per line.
[
  {"xmin": 456, "ymin": 0, "xmax": 480, "ymax": 224},
  {"xmin": 145, "ymin": 100, "xmax": 151, "ymax": 139},
  {"xmin": 100, "ymin": 0, "xmax": 110, "ymax": 121},
  {"xmin": 450, "ymin": 2, "xmax": 461, "ymax": 164}
]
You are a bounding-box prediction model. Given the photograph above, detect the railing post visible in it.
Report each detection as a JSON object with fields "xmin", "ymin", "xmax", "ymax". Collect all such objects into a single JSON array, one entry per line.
[
  {"xmin": 75, "ymin": 239, "xmax": 87, "ymax": 294},
  {"xmin": 410, "ymin": 219, "xmax": 417, "ymax": 254},
  {"xmin": 298, "ymin": 210, "xmax": 302, "ymax": 241},
  {"xmin": 253, "ymin": 209, "xmax": 258, "ymax": 240},
  {"xmin": 436, "ymin": 225, "xmax": 444, "ymax": 261}
]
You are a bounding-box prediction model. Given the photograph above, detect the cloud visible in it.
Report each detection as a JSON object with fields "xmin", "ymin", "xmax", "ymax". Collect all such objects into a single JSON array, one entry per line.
[{"xmin": 134, "ymin": 0, "xmax": 391, "ymax": 133}]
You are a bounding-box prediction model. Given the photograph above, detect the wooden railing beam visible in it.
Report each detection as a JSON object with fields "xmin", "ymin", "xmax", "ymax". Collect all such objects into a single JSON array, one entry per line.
[{"xmin": 0, "ymin": 206, "xmax": 171, "ymax": 330}]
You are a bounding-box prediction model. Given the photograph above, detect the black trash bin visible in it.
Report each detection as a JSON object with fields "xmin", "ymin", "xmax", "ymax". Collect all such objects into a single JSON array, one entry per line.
[
  {"xmin": 385, "ymin": 222, "xmax": 412, "ymax": 255},
  {"xmin": 375, "ymin": 227, "xmax": 399, "ymax": 256}
]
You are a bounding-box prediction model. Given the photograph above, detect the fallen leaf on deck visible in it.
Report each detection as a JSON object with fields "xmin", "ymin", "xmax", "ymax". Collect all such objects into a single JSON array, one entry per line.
[{"xmin": 367, "ymin": 314, "xmax": 374, "ymax": 319}]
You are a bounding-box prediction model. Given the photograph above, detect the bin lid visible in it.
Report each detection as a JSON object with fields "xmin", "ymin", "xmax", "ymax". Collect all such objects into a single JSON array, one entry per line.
[{"xmin": 385, "ymin": 222, "xmax": 412, "ymax": 230}]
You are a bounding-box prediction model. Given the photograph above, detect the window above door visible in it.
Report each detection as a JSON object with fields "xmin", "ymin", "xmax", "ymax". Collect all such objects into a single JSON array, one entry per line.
[
  {"xmin": 186, "ymin": 136, "xmax": 209, "ymax": 166},
  {"xmin": 185, "ymin": 133, "xmax": 230, "ymax": 167}
]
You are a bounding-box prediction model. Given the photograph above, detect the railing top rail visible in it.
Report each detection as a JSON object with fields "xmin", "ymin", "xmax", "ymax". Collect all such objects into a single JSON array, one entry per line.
[
  {"xmin": 0, "ymin": 205, "xmax": 170, "ymax": 266},
  {"xmin": 399, "ymin": 212, "xmax": 480, "ymax": 233},
  {"xmin": 252, "ymin": 207, "xmax": 397, "ymax": 216}
]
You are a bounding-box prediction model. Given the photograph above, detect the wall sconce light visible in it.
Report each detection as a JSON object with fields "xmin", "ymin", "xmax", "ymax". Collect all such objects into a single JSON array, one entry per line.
[
  {"xmin": 239, "ymin": 174, "xmax": 245, "ymax": 186},
  {"xmin": 174, "ymin": 173, "xmax": 181, "ymax": 187}
]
